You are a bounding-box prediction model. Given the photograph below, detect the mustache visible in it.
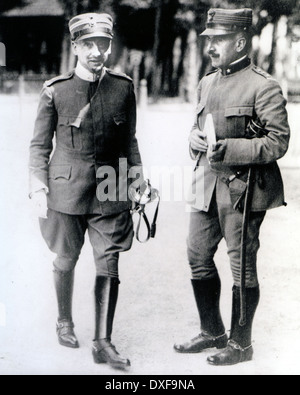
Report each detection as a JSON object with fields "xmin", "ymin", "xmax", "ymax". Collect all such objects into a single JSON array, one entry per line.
[
  {"xmin": 89, "ymin": 58, "xmax": 104, "ymax": 62},
  {"xmin": 88, "ymin": 54, "xmax": 106, "ymax": 61},
  {"xmin": 208, "ymin": 50, "xmax": 219, "ymax": 57}
]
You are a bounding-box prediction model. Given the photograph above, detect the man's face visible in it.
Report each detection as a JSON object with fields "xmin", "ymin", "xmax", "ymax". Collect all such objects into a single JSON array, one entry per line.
[
  {"xmin": 206, "ymin": 34, "xmax": 241, "ymax": 69},
  {"xmin": 72, "ymin": 37, "xmax": 111, "ymax": 74}
]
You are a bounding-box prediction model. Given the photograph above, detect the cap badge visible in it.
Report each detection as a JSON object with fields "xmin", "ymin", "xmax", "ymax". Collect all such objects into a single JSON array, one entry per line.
[
  {"xmin": 208, "ymin": 11, "xmax": 215, "ymax": 22},
  {"xmin": 89, "ymin": 16, "xmax": 95, "ymax": 28}
]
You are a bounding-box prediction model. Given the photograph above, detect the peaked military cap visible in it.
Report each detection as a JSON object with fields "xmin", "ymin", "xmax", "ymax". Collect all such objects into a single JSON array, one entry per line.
[
  {"xmin": 69, "ymin": 13, "xmax": 114, "ymax": 41},
  {"xmin": 200, "ymin": 8, "xmax": 253, "ymax": 36}
]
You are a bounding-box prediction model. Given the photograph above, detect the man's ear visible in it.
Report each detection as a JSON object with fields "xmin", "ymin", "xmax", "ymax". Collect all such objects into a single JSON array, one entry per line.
[
  {"xmin": 236, "ymin": 36, "xmax": 247, "ymax": 53},
  {"xmin": 106, "ymin": 40, "xmax": 112, "ymax": 56},
  {"xmin": 71, "ymin": 41, "xmax": 78, "ymax": 56}
]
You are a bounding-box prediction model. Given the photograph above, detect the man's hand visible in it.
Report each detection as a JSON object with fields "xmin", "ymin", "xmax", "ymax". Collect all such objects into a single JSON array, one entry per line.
[
  {"xmin": 189, "ymin": 129, "xmax": 208, "ymax": 153},
  {"xmin": 207, "ymin": 140, "xmax": 227, "ymax": 163},
  {"xmin": 31, "ymin": 190, "xmax": 48, "ymax": 219}
]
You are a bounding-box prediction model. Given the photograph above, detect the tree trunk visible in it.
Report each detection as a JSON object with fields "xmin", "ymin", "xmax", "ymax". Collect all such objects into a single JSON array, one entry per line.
[
  {"xmin": 60, "ymin": 34, "xmax": 70, "ymax": 74},
  {"xmin": 268, "ymin": 20, "xmax": 279, "ymax": 75},
  {"xmin": 152, "ymin": 0, "xmax": 163, "ymax": 101}
]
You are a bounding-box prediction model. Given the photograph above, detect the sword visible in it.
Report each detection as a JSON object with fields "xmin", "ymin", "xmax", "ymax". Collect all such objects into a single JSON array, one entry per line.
[
  {"xmin": 239, "ymin": 116, "xmax": 269, "ymax": 326},
  {"xmin": 239, "ymin": 166, "xmax": 255, "ymax": 326}
]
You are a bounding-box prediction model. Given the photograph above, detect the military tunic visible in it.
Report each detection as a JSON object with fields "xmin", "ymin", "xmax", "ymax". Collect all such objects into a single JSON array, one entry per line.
[
  {"xmin": 189, "ymin": 58, "xmax": 290, "ymax": 213},
  {"xmin": 29, "ymin": 67, "xmax": 142, "ymax": 275}
]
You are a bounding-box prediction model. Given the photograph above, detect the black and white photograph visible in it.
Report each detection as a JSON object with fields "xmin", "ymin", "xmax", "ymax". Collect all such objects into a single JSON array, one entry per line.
[{"xmin": 0, "ymin": 0, "xmax": 300, "ymax": 378}]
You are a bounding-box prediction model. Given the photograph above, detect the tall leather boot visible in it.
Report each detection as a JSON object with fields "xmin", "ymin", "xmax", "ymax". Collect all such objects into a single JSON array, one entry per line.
[
  {"xmin": 207, "ymin": 285, "xmax": 260, "ymax": 366},
  {"xmin": 54, "ymin": 269, "xmax": 79, "ymax": 349},
  {"xmin": 92, "ymin": 276, "xmax": 130, "ymax": 371},
  {"xmin": 174, "ymin": 275, "xmax": 227, "ymax": 353}
]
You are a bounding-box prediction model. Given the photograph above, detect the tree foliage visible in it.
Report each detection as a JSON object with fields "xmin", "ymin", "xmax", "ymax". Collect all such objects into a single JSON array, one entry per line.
[
  {"xmin": 58, "ymin": 0, "xmax": 114, "ymax": 18},
  {"xmin": 56, "ymin": 0, "xmax": 300, "ymax": 97}
]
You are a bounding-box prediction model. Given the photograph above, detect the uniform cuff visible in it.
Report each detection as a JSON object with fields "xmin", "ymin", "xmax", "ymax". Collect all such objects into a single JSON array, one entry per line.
[{"xmin": 29, "ymin": 175, "xmax": 49, "ymax": 199}]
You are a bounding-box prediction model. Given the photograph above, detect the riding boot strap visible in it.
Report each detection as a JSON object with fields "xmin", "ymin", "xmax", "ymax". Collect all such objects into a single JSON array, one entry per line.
[{"xmin": 207, "ymin": 339, "xmax": 253, "ymax": 366}]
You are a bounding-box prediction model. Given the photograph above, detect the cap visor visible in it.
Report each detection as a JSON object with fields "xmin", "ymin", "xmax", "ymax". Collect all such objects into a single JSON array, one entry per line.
[
  {"xmin": 76, "ymin": 32, "xmax": 113, "ymax": 41},
  {"xmin": 200, "ymin": 28, "xmax": 235, "ymax": 36}
]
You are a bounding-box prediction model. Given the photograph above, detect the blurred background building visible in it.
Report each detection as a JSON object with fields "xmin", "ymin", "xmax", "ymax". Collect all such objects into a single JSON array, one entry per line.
[{"xmin": 0, "ymin": 0, "xmax": 300, "ymax": 102}]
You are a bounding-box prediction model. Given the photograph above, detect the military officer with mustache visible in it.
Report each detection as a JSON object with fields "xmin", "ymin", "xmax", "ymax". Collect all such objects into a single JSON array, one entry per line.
[{"xmin": 174, "ymin": 8, "xmax": 290, "ymax": 366}]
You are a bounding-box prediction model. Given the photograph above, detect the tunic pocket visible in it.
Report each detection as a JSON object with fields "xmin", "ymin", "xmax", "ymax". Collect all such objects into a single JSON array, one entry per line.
[
  {"xmin": 113, "ymin": 112, "xmax": 127, "ymax": 125},
  {"xmin": 48, "ymin": 165, "xmax": 72, "ymax": 181},
  {"xmin": 225, "ymin": 106, "xmax": 253, "ymax": 138}
]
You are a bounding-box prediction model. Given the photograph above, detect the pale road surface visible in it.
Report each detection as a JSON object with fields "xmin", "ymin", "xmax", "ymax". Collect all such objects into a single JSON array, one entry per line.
[{"xmin": 0, "ymin": 94, "xmax": 300, "ymax": 375}]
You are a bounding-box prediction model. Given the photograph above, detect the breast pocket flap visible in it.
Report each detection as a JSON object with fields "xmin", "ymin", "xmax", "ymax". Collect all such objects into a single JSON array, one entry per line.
[
  {"xmin": 58, "ymin": 116, "xmax": 81, "ymax": 128},
  {"xmin": 114, "ymin": 112, "xmax": 127, "ymax": 125}
]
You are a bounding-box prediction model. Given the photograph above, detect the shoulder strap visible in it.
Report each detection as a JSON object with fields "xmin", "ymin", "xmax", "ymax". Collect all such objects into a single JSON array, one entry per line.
[
  {"xmin": 106, "ymin": 68, "xmax": 133, "ymax": 82},
  {"xmin": 45, "ymin": 70, "xmax": 75, "ymax": 87},
  {"xmin": 251, "ymin": 66, "xmax": 273, "ymax": 80}
]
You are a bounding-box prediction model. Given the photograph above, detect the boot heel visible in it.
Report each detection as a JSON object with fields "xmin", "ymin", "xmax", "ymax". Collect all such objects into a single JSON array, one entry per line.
[
  {"xmin": 93, "ymin": 340, "xmax": 130, "ymax": 370},
  {"xmin": 92, "ymin": 349, "xmax": 106, "ymax": 364}
]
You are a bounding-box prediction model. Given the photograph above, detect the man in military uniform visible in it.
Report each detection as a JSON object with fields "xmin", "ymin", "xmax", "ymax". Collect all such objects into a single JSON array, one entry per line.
[
  {"xmin": 174, "ymin": 8, "xmax": 290, "ymax": 366},
  {"xmin": 29, "ymin": 13, "xmax": 143, "ymax": 371}
]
